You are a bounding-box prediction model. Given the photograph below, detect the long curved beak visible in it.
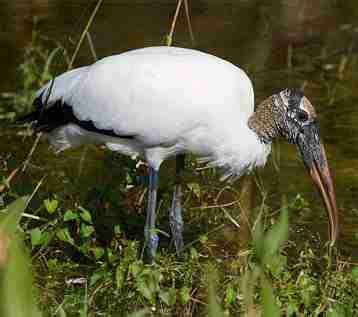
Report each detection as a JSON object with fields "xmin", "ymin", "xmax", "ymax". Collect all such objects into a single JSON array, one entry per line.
[
  {"xmin": 308, "ymin": 143, "xmax": 339, "ymax": 245},
  {"xmin": 297, "ymin": 125, "xmax": 339, "ymax": 245}
]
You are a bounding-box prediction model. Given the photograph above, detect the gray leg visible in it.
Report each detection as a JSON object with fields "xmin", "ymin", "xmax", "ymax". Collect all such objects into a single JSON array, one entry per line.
[
  {"xmin": 144, "ymin": 167, "xmax": 159, "ymax": 263},
  {"xmin": 169, "ymin": 154, "xmax": 185, "ymax": 254}
]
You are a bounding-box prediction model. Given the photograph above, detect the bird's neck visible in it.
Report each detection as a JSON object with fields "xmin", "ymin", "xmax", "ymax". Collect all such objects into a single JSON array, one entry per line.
[{"xmin": 248, "ymin": 95, "xmax": 284, "ymax": 144}]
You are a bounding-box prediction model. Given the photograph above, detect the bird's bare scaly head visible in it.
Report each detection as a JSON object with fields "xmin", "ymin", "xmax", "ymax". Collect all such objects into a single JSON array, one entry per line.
[
  {"xmin": 274, "ymin": 88, "xmax": 317, "ymax": 145},
  {"xmin": 249, "ymin": 88, "xmax": 339, "ymax": 245}
]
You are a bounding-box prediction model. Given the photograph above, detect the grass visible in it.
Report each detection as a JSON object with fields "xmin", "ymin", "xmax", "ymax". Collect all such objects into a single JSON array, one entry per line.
[
  {"xmin": 1, "ymin": 192, "xmax": 357, "ymax": 316},
  {"xmin": 1, "ymin": 21, "xmax": 358, "ymax": 317}
]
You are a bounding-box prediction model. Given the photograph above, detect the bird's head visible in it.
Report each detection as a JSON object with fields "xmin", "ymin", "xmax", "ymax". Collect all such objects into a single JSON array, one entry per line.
[{"xmin": 249, "ymin": 88, "xmax": 339, "ymax": 245}]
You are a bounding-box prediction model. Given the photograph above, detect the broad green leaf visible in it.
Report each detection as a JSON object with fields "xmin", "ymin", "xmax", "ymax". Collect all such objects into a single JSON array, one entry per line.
[
  {"xmin": 44, "ymin": 198, "xmax": 58, "ymax": 214},
  {"xmin": 136, "ymin": 279, "xmax": 154, "ymax": 302},
  {"xmin": 0, "ymin": 196, "xmax": 41, "ymax": 317},
  {"xmin": 189, "ymin": 247, "xmax": 199, "ymax": 260},
  {"xmin": 78, "ymin": 244, "xmax": 90, "ymax": 255},
  {"xmin": 79, "ymin": 208, "xmax": 92, "ymax": 223},
  {"xmin": 56, "ymin": 228, "xmax": 75, "ymax": 245},
  {"xmin": 30, "ymin": 228, "xmax": 42, "ymax": 247},
  {"xmin": 114, "ymin": 224, "xmax": 121, "ymax": 235},
  {"xmin": 1, "ymin": 237, "xmax": 42, "ymax": 317},
  {"xmin": 179, "ymin": 287, "xmax": 191, "ymax": 305},
  {"xmin": 63, "ymin": 210, "xmax": 78, "ymax": 221},
  {"xmin": 92, "ymin": 246, "xmax": 104, "ymax": 260},
  {"xmin": 80, "ymin": 224, "xmax": 94, "ymax": 238}
]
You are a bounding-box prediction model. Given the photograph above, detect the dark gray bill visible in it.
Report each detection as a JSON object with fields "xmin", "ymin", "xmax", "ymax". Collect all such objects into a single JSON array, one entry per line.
[{"xmin": 297, "ymin": 126, "xmax": 339, "ymax": 245}]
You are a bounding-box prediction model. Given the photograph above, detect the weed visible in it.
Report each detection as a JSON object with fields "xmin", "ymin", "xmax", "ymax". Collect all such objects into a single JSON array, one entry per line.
[
  {"xmin": 2, "ymin": 189, "xmax": 352, "ymax": 316},
  {"xmin": 3, "ymin": 28, "xmax": 65, "ymax": 119}
]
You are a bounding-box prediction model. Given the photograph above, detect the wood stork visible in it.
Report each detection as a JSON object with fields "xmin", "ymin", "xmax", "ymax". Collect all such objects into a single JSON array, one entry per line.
[{"xmin": 21, "ymin": 46, "xmax": 339, "ymax": 262}]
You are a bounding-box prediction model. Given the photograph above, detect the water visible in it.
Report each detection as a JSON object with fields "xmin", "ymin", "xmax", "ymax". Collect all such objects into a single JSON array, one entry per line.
[{"xmin": 0, "ymin": 0, "xmax": 357, "ymax": 254}]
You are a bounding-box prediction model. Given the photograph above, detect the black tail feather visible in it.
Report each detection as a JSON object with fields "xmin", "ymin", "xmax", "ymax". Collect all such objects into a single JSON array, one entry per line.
[
  {"xmin": 17, "ymin": 83, "xmax": 135, "ymax": 139},
  {"xmin": 17, "ymin": 99, "xmax": 135, "ymax": 139}
]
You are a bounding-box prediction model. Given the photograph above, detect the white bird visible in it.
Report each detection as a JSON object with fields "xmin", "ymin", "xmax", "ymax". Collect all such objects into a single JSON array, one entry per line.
[{"xmin": 21, "ymin": 46, "xmax": 339, "ymax": 262}]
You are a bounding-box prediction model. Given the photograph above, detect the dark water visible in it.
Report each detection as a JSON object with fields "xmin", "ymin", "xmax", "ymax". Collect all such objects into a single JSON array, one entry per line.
[{"xmin": 0, "ymin": 0, "xmax": 357, "ymax": 254}]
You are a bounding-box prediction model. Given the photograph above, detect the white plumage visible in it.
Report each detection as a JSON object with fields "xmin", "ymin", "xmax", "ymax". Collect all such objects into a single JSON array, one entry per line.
[{"xmin": 37, "ymin": 46, "xmax": 270, "ymax": 176}]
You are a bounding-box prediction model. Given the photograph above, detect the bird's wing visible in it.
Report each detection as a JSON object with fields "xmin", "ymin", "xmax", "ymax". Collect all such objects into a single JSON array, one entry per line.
[
  {"xmin": 18, "ymin": 67, "xmax": 89, "ymax": 131},
  {"xmin": 35, "ymin": 66, "xmax": 89, "ymax": 108},
  {"xmin": 66, "ymin": 46, "xmax": 255, "ymax": 146}
]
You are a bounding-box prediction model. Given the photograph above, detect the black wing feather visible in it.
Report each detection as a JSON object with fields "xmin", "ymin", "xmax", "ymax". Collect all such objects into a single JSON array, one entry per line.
[{"xmin": 18, "ymin": 92, "xmax": 135, "ymax": 139}]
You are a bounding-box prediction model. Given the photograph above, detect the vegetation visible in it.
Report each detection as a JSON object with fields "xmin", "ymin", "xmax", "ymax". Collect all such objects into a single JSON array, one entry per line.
[
  {"xmin": 1, "ymin": 11, "xmax": 358, "ymax": 317},
  {"xmin": 1, "ymin": 190, "xmax": 358, "ymax": 315}
]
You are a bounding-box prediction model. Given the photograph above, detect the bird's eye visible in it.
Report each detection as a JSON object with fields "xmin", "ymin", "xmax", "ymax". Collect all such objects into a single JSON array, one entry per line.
[{"xmin": 297, "ymin": 110, "xmax": 308, "ymax": 122}]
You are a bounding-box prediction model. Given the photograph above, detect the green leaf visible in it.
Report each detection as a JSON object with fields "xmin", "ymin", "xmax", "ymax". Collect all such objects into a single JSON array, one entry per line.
[
  {"xmin": 56, "ymin": 306, "xmax": 67, "ymax": 317},
  {"xmin": 92, "ymin": 246, "xmax": 105, "ymax": 260},
  {"xmin": 90, "ymin": 270, "xmax": 106, "ymax": 286},
  {"xmin": 30, "ymin": 228, "xmax": 42, "ymax": 247},
  {"xmin": 63, "ymin": 210, "xmax": 78, "ymax": 221},
  {"xmin": 354, "ymin": 232, "xmax": 358, "ymax": 241},
  {"xmin": 189, "ymin": 247, "xmax": 199, "ymax": 260},
  {"xmin": 262, "ymin": 205, "xmax": 288, "ymax": 265},
  {"xmin": 136, "ymin": 279, "xmax": 154, "ymax": 302},
  {"xmin": 136, "ymin": 268, "xmax": 161, "ymax": 303},
  {"xmin": 78, "ymin": 243, "xmax": 90, "ymax": 255},
  {"xmin": 260, "ymin": 274, "xmax": 280, "ymax": 317},
  {"xmin": 224, "ymin": 285, "xmax": 237, "ymax": 306},
  {"xmin": 187, "ymin": 182, "xmax": 201, "ymax": 198},
  {"xmin": 159, "ymin": 288, "xmax": 176, "ymax": 306},
  {"xmin": 129, "ymin": 262, "xmax": 142, "ymax": 277},
  {"xmin": 56, "ymin": 228, "xmax": 75, "ymax": 245},
  {"xmin": 351, "ymin": 267, "xmax": 358, "ymax": 281},
  {"xmin": 0, "ymin": 196, "xmax": 29, "ymax": 234},
  {"xmin": 0, "ymin": 196, "xmax": 41, "ymax": 317},
  {"xmin": 40, "ymin": 231, "xmax": 50, "ymax": 246},
  {"xmin": 80, "ymin": 224, "xmax": 94, "ymax": 238},
  {"xmin": 114, "ymin": 224, "xmax": 121, "ymax": 235},
  {"xmin": 179, "ymin": 287, "xmax": 191, "ymax": 305},
  {"xmin": 44, "ymin": 198, "xmax": 58, "ymax": 214},
  {"xmin": 79, "ymin": 208, "xmax": 92, "ymax": 223},
  {"xmin": 327, "ymin": 306, "xmax": 344, "ymax": 317}
]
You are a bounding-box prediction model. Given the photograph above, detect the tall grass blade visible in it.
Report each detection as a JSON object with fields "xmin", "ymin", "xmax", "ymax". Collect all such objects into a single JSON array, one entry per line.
[
  {"xmin": 262, "ymin": 205, "xmax": 288, "ymax": 264},
  {"xmin": 260, "ymin": 274, "xmax": 280, "ymax": 317},
  {"xmin": 0, "ymin": 196, "xmax": 42, "ymax": 317},
  {"xmin": 207, "ymin": 267, "xmax": 225, "ymax": 317}
]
